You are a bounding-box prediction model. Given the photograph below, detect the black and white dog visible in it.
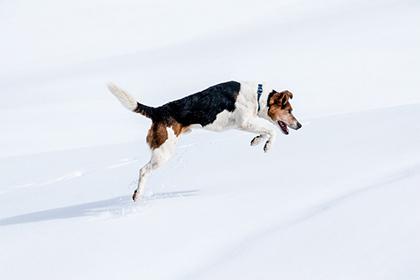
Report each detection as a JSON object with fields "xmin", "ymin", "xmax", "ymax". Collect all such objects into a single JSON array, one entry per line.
[{"xmin": 107, "ymin": 81, "xmax": 302, "ymax": 201}]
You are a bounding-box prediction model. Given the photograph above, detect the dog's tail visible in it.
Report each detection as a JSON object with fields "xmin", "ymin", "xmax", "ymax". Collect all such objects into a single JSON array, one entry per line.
[{"xmin": 107, "ymin": 83, "xmax": 154, "ymax": 119}]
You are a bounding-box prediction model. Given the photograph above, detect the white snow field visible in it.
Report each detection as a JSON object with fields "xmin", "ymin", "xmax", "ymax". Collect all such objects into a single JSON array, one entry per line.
[{"xmin": 1, "ymin": 0, "xmax": 420, "ymax": 279}]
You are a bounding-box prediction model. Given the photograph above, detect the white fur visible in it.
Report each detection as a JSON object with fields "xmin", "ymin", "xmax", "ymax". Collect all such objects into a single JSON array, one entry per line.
[
  {"xmin": 107, "ymin": 83, "xmax": 138, "ymax": 111},
  {"xmin": 202, "ymin": 110, "xmax": 236, "ymax": 131},
  {"xmin": 134, "ymin": 127, "xmax": 178, "ymax": 199},
  {"xmin": 202, "ymin": 81, "xmax": 277, "ymax": 151},
  {"xmin": 130, "ymin": 81, "xmax": 279, "ymax": 200}
]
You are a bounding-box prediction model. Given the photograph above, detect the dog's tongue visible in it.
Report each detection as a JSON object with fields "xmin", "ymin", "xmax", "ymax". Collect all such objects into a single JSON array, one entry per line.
[{"xmin": 278, "ymin": 121, "xmax": 289, "ymax": 135}]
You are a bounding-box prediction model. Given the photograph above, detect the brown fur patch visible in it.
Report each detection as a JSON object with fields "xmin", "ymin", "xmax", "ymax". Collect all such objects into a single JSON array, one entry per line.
[
  {"xmin": 146, "ymin": 119, "xmax": 190, "ymax": 149},
  {"xmin": 268, "ymin": 91, "xmax": 293, "ymax": 108},
  {"xmin": 171, "ymin": 121, "xmax": 189, "ymax": 137},
  {"xmin": 268, "ymin": 92, "xmax": 288, "ymax": 117},
  {"xmin": 146, "ymin": 122, "xmax": 168, "ymax": 150},
  {"xmin": 268, "ymin": 102, "xmax": 291, "ymax": 120},
  {"xmin": 267, "ymin": 91, "xmax": 296, "ymax": 125}
]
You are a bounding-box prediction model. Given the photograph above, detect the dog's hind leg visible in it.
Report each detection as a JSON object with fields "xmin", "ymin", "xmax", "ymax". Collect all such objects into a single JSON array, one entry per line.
[
  {"xmin": 133, "ymin": 161, "xmax": 153, "ymax": 201},
  {"xmin": 132, "ymin": 125, "xmax": 178, "ymax": 201}
]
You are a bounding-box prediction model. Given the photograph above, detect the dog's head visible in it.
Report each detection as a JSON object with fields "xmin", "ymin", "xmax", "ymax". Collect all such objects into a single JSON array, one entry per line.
[{"xmin": 267, "ymin": 90, "xmax": 302, "ymax": 135}]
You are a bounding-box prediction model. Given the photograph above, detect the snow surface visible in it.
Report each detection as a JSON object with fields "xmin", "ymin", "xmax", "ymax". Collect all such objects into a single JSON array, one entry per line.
[{"xmin": 1, "ymin": 0, "xmax": 420, "ymax": 279}]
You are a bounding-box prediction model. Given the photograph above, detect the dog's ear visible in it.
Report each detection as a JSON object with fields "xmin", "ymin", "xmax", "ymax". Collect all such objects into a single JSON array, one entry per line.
[
  {"xmin": 284, "ymin": 90, "xmax": 293, "ymax": 99},
  {"xmin": 277, "ymin": 90, "xmax": 291, "ymax": 108}
]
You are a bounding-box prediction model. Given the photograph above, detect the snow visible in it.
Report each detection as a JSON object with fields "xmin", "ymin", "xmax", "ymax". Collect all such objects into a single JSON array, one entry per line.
[{"xmin": 1, "ymin": 0, "xmax": 420, "ymax": 279}]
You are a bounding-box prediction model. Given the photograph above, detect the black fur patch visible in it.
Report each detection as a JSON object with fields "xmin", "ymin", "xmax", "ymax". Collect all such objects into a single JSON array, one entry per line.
[
  {"xmin": 134, "ymin": 102, "xmax": 154, "ymax": 118},
  {"xmin": 151, "ymin": 81, "xmax": 241, "ymax": 127}
]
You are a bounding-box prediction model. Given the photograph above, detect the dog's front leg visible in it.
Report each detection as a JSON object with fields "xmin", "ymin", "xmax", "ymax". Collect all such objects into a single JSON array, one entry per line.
[
  {"xmin": 250, "ymin": 134, "xmax": 265, "ymax": 146},
  {"xmin": 240, "ymin": 118, "xmax": 276, "ymax": 152}
]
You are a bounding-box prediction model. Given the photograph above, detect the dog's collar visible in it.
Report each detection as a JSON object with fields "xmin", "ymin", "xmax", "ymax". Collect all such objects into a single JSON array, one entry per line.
[{"xmin": 257, "ymin": 83, "xmax": 263, "ymax": 112}]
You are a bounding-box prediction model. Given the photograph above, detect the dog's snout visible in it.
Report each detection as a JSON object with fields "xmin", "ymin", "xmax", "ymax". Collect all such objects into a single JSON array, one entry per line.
[{"xmin": 296, "ymin": 122, "xmax": 302, "ymax": 129}]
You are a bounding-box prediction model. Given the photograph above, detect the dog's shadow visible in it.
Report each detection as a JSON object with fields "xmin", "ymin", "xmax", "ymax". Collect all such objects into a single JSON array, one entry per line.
[{"xmin": 0, "ymin": 189, "xmax": 199, "ymax": 226}]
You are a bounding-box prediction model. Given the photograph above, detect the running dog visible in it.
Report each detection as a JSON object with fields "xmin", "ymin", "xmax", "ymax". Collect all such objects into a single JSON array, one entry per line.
[{"xmin": 107, "ymin": 81, "xmax": 302, "ymax": 201}]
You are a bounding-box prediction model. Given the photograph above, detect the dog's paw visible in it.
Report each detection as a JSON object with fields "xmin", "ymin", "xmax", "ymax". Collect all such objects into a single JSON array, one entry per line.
[
  {"xmin": 250, "ymin": 135, "xmax": 263, "ymax": 146},
  {"xmin": 263, "ymin": 140, "xmax": 272, "ymax": 153},
  {"xmin": 132, "ymin": 190, "xmax": 139, "ymax": 201}
]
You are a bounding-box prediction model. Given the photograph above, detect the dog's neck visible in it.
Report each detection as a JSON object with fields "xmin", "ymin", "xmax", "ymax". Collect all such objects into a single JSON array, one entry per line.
[{"xmin": 256, "ymin": 85, "xmax": 271, "ymax": 120}]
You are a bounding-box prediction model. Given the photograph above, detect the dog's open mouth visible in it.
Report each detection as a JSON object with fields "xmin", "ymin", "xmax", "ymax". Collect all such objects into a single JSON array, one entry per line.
[{"xmin": 278, "ymin": 121, "xmax": 289, "ymax": 135}]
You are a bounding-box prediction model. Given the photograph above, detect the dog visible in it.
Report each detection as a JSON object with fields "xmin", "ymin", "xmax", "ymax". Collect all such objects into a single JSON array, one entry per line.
[{"xmin": 107, "ymin": 81, "xmax": 302, "ymax": 201}]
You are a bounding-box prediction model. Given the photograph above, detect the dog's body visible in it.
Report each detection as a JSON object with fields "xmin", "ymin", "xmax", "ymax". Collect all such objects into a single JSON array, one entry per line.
[{"xmin": 107, "ymin": 81, "xmax": 302, "ymax": 201}]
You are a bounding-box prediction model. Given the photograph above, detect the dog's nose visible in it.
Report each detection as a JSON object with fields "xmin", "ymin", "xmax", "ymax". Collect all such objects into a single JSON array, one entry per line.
[{"xmin": 296, "ymin": 122, "xmax": 302, "ymax": 129}]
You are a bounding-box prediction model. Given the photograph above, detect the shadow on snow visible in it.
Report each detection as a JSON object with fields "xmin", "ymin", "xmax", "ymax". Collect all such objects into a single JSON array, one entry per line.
[{"xmin": 0, "ymin": 189, "xmax": 199, "ymax": 226}]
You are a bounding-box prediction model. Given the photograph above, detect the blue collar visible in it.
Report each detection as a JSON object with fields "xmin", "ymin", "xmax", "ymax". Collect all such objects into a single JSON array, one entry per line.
[{"xmin": 257, "ymin": 84, "xmax": 263, "ymax": 112}]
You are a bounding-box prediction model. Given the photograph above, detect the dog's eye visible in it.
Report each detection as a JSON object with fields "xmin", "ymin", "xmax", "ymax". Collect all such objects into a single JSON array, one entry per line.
[{"xmin": 288, "ymin": 109, "xmax": 292, "ymax": 113}]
